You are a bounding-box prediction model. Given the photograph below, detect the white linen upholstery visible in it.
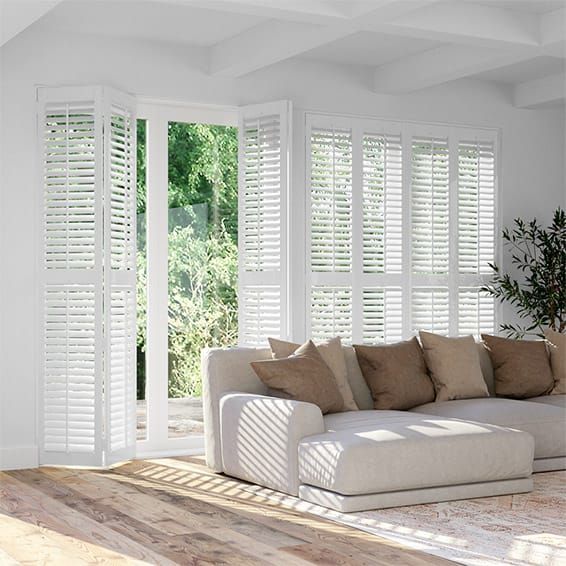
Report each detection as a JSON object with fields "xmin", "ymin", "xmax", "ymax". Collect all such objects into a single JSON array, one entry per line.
[
  {"xmin": 528, "ymin": 394, "xmax": 566, "ymax": 408},
  {"xmin": 299, "ymin": 478, "xmax": 534, "ymax": 513},
  {"xmin": 202, "ymin": 347, "xmax": 271, "ymax": 471},
  {"xmin": 298, "ymin": 410, "xmax": 533, "ymax": 495},
  {"xmin": 411, "ymin": 398, "xmax": 566, "ymax": 460},
  {"xmin": 220, "ymin": 393, "xmax": 325, "ymax": 495}
]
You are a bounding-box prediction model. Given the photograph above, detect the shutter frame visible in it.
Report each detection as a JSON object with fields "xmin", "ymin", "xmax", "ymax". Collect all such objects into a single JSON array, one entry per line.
[
  {"xmin": 38, "ymin": 86, "xmax": 137, "ymax": 467},
  {"xmin": 238, "ymin": 100, "xmax": 291, "ymax": 346}
]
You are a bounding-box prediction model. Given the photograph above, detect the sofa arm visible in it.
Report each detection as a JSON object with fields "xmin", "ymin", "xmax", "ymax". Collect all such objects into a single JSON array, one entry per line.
[{"xmin": 220, "ymin": 393, "xmax": 325, "ymax": 496}]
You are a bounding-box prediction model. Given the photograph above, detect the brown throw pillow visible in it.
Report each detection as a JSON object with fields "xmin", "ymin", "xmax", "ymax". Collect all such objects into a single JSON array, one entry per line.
[
  {"xmin": 419, "ymin": 332, "xmax": 489, "ymax": 402},
  {"xmin": 354, "ymin": 338, "xmax": 435, "ymax": 410},
  {"xmin": 482, "ymin": 334, "xmax": 554, "ymax": 399},
  {"xmin": 268, "ymin": 336, "xmax": 358, "ymax": 411},
  {"xmin": 251, "ymin": 340, "xmax": 344, "ymax": 414},
  {"xmin": 545, "ymin": 329, "xmax": 566, "ymax": 395}
]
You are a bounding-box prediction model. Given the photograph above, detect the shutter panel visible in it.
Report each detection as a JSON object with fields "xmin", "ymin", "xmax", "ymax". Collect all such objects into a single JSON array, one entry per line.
[
  {"xmin": 311, "ymin": 287, "xmax": 352, "ymax": 343},
  {"xmin": 38, "ymin": 86, "xmax": 136, "ymax": 467},
  {"xmin": 105, "ymin": 96, "xmax": 137, "ymax": 465},
  {"xmin": 310, "ymin": 127, "xmax": 352, "ymax": 272},
  {"xmin": 362, "ymin": 133, "xmax": 402, "ymax": 274},
  {"xmin": 362, "ymin": 287, "xmax": 402, "ymax": 343},
  {"xmin": 458, "ymin": 140, "xmax": 496, "ymax": 274},
  {"xmin": 238, "ymin": 101, "xmax": 290, "ymax": 345},
  {"xmin": 411, "ymin": 137, "xmax": 449, "ymax": 275},
  {"xmin": 412, "ymin": 287, "xmax": 450, "ymax": 335},
  {"xmin": 458, "ymin": 287, "xmax": 495, "ymax": 337}
]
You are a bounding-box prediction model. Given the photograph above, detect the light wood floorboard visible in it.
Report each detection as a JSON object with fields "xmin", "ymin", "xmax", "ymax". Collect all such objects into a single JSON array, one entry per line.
[{"xmin": 0, "ymin": 456, "xmax": 456, "ymax": 565}]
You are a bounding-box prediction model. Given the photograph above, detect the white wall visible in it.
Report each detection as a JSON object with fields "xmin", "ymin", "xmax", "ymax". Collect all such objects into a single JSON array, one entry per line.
[{"xmin": 1, "ymin": 27, "xmax": 564, "ymax": 469}]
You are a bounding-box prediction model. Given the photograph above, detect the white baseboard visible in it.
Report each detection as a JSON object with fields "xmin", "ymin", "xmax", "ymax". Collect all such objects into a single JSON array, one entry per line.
[{"xmin": 0, "ymin": 445, "xmax": 38, "ymax": 470}]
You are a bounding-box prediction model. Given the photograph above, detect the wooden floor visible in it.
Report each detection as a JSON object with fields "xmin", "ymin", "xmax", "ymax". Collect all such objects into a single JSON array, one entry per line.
[{"xmin": 0, "ymin": 456, "xmax": 455, "ymax": 565}]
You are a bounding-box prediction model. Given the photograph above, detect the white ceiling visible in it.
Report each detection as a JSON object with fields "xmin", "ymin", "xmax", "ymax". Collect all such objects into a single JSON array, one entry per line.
[
  {"xmin": 3, "ymin": 0, "xmax": 566, "ymax": 109},
  {"xmin": 34, "ymin": 0, "xmax": 264, "ymax": 47}
]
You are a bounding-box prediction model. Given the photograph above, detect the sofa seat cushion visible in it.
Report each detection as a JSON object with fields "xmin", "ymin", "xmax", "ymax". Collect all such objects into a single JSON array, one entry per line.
[
  {"xmin": 411, "ymin": 398, "xmax": 566, "ymax": 459},
  {"xmin": 297, "ymin": 410, "xmax": 533, "ymax": 496},
  {"xmin": 527, "ymin": 394, "xmax": 566, "ymax": 408}
]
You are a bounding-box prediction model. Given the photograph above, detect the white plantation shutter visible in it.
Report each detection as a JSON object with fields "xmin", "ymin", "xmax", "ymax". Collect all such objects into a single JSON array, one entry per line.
[
  {"xmin": 411, "ymin": 137, "xmax": 450, "ymax": 275},
  {"xmin": 310, "ymin": 127, "xmax": 352, "ymax": 272},
  {"xmin": 238, "ymin": 101, "xmax": 290, "ymax": 345},
  {"xmin": 38, "ymin": 86, "xmax": 136, "ymax": 467},
  {"xmin": 457, "ymin": 137, "xmax": 497, "ymax": 337},
  {"xmin": 362, "ymin": 133, "xmax": 402, "ymax": 274},
  {"xmin": 458, "ymin": 140, "xmax": 496, "ymax": 274},
  {"xmin": 307, "ymin": 116, "xmax": 405, "ymax": 344},
  {"xmin": 305, "ymin": 114, "xmax": 498, "ymax": 344}
]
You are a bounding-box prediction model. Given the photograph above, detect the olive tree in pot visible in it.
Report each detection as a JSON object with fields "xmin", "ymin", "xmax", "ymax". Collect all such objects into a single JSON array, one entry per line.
[{"xmin": 482, "ymin": 208, "xmax": 566, "ymax": 338}]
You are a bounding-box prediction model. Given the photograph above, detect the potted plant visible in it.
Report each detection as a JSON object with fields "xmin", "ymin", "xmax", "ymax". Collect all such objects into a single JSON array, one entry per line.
[{"xmin": 482, "ymin": 208, "xmax": 566, "ymax": 338}]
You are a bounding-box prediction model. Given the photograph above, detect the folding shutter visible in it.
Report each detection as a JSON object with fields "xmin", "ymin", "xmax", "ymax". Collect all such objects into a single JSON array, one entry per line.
[
  {"xmin": 238, "ymin": 101, "xmax": 290, "ymax": 346},
  {"xmin": 38, "ymin": 86, "xmax": 136, "ymax": 467}
]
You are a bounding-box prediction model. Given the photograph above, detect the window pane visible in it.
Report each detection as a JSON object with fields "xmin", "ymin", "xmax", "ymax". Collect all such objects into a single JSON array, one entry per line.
[{"xmin": 167, "ymin": 122, "xmax": 238, "ymax": 438}]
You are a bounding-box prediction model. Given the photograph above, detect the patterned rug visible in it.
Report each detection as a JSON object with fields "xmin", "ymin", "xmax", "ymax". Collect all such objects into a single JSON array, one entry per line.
[{"xmin": 247, "ymin": 471, "xmax": 566, "ymax": 566}]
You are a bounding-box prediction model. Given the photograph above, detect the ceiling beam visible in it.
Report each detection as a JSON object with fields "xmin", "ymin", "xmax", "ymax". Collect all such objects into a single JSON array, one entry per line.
[
  {"xmin": 540, "ymin": 8, "xmax": 566, "ymax": 58},
  {"xmin": 367, "ymin": 1, "xmax": 540, "ymax": 50},
  {"xmin": 0, "ymin": 0, "xmax": 64, "ymax": 48},
  {"xmin": 373, "ymin": 44, "xmax": 537, "ymax": 94},
  {"xmin": 514, "ymin": 73, "xmax": 565, "ymax": 109},
  {"xmin": 209, "ymin": 19, "xmax": 357, "ymax": 76},
  {"xmin": 208, "ymin": 0, "xmax": 440, "ymax": 77}
]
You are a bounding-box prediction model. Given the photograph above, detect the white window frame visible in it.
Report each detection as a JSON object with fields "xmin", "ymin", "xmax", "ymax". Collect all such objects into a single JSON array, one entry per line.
[
  {"xmin": 304, "ymin": 111, "xmax": 501, "ymax": 344},
  {"xmin": 136, "ymin": 99, "xmax": 238, "ymax": 459}
]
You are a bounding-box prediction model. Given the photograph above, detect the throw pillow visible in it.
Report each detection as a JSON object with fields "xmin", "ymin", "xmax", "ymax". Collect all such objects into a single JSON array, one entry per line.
[
  {"xmin": 251, "ymin": 340, "xmax": 344, "ymax": 414},
  {"xmin": 268, "ymin": 336, "xmax": 358, "ymax": 411},
  {"xmin": 545, "ymin": 329, "xmax": 566, "ymax": 395},
  {"xmin": 482, "ymin": 334, "xmax": 554, "ymax": 399},
  {"xmin": 354, "ymin": 338, "xmax": 435, "ymax": 410},
  {"xmin": 419, "ymin": 331, "xmax": 489, "ymax": 402}
]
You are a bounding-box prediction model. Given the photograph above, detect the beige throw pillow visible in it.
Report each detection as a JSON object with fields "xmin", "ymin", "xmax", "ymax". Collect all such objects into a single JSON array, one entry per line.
[
  {"xmin": 354, "ymin": 338, "xmax": 435, "ymax": 410},
  {"xmin": 251, "ymin": 340, "xmax": 344, "ymax": 414},
  {"xmin": 419, "ymin": 332, "xmax": 489, "ymax": 402},
  {"xmin": 482, "ymin": 334, "xmax": 554, "ymax": 399},
  {"xmin": 268, "ymin": 336, "xmax": 358, "ymax": 411},
  {"xmin": 545, "ymin": 329, "xmax": 566, "ymax": 395}
]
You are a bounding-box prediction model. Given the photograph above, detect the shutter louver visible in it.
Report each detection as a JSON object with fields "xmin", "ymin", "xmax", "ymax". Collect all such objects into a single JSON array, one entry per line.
[
  {"xmin": 458, "ymin": 288, "xmax": 495, "ymax": 337},
  {"xmin": 238, "ymin": 101, "xmax": 290, "ymax": 345},
  {"xmin": 412, "ymin": 137, "xmax": 449, "ymax": 275},
  {"xmin": 362, "ymin": 133, "xmax": 402, "ymax": 273},
  {"xmin": 412, "ymin": 287, "xmax": 450, "ymax": 335},
  {"xmin": 458, "ymin": 140, "xmax": 496, "ymax": 274},
  {"xmin": 362, "ymin": 287, "xmax": 402, "ymax": 343},
  {"xmin": 310, "ymin": 127, "xmax": 352, "ymax": 272},
  {"xmin": 311, "ymin": 287, "xmax": 352, "ymax": 343},
  {"xmin": 39, "ymin": 86, "xmax": 136, "ymax": 467}
]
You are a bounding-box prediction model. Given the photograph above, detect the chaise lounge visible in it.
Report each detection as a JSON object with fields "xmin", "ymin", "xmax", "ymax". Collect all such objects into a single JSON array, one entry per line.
[{"xmin": 202, "ymin": 344, "xmax": 566, "ymax": 512}]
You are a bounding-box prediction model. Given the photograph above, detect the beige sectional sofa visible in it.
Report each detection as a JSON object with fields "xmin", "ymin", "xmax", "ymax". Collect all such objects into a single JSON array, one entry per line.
[{"xmin": 202, "ymin": 344, "xmax": 566, "ymax": 512}]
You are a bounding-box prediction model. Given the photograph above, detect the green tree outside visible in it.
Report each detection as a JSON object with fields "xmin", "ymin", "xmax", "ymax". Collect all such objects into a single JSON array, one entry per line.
[{"xmin": 137, "ymin": 120, "xmax": 239, "ymax": 399}]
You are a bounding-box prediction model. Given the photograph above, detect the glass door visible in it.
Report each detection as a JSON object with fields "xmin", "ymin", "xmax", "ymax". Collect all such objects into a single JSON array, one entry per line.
[{"xmin": 136, "ymin": 103, "xmax": 238, "ymax": 457}]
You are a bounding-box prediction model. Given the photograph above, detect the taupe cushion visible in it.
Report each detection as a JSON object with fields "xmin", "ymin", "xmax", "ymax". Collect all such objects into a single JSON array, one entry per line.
[
  {"xmin": 269, "ymin": 337, "xmax": 358, "ymax": 411},
  {"xmin": 546, "ymin": 329, "xmax": 566, "ymax": 395},
  {"xmin": 251, "ymin": 341, "xmax": 344, "ymax": 414},
  {"xmin": 420, "ymin": 332, "xmax": 489, "ymax": 401},
  {"xmin": 411, "ymin": 397, "xmax": 566, "ymax": 459},
  {"xmin": 482, "ymin": 334, "xmax": 554, "ymax": 399},
  {"xmin": 354, "ymin": 338, "xmax": 435, "ymax": 410},
  {"xmin": 298, "ymin": 410, "xmax": 533, "ymax": 495}
]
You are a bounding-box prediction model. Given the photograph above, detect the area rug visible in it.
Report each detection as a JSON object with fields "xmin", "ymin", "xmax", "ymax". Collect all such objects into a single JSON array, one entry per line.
[{"xmin": 246, "ymin": 471, "xmax": 566, "ymax": 566}]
